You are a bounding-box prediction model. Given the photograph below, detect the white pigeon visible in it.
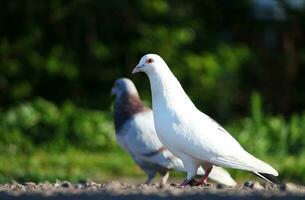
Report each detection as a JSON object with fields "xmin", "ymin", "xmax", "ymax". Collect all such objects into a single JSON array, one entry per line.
[
  {"xmin": 112, "ymin": 78, "xmax": 237, "ymax": 186},
  {"xmin": 132, "ymin": 54, "xmax": 279, "ymax": 186}
]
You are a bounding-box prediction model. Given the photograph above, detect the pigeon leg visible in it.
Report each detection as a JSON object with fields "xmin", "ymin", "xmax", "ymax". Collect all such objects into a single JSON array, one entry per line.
[
  {"xmin": 194, "ymin": 165, "xmax": 213, "ymax": 186},
  {"xmin": 145, "ymin": 170, "xmax": 157, "ymax": 185},
  {"xmin": 160, "ymin": 171, "xmax": 169, "ymax": 187},
  {"xmin": 180, "ymin": 157, "xmax": 200, "ymax": 186}
]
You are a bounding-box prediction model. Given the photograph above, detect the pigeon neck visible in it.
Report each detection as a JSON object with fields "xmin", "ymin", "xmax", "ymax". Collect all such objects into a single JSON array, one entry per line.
[
  {"xmin": 147, "ymin": 67, "xmax": 196, "ymax": 113},
  {"xmin": 114, "ymin": 93, "xmax": 149, "ymax": 132}
]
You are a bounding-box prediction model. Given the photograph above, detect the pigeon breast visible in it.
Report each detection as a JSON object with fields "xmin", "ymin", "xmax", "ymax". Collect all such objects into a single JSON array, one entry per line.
[{"xmin": 114, "ymin": 93, "xmax": 149, "ymax": 132}]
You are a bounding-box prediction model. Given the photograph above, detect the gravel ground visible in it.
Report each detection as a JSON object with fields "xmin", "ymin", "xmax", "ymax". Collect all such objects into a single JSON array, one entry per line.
[{"xmin": 1, "ymin": 181, "xmax": 305, "ymax": 200}]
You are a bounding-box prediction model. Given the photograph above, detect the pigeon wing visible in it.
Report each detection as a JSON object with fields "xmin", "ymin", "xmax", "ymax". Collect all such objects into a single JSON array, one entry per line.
[
  {"xmin": 121, "ymin": 110, "xmax": 176, "ymax": 168},
  {"xmin": 184, "ymin": 111, "xmax": 278, "ymax": 176}
]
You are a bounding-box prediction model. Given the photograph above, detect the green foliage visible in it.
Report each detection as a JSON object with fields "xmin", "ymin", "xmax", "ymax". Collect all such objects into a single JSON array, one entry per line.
[
  {"xmin": 0, "ymin": 97, "xmax": 304, "ymax": 183},
  {"xmin": 1, "ymin": 0, "xmax": 305, "ymax": 119},
  {"xmin": 0, "ymin": 149, "xmax": 141, "ymax": 183},
  {"xmin": 224, "ymin": 93, "xmax": 305, "ymax": 183},
  {"xmin": 182, "ymin": 44, "xmax": 251, "ymax": 119},
  {"xmin": 0, "ymin": 98, "xmax": 116, "ymax": 152},
  {"xmin": 227, "ymin": 93, "xmax": 305, "ymax": 157}
]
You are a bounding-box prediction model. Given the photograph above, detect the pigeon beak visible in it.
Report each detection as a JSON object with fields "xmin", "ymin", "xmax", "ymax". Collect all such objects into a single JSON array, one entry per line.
[{"xmin": 132, "ymin": 64, "xmax": 143, "ymax": 74}]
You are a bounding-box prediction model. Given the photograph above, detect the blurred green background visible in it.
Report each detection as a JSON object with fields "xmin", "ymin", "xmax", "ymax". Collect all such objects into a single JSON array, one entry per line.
[{"xmin": 1, "ymin": 0, "xmax": 305, "ymax": 184}]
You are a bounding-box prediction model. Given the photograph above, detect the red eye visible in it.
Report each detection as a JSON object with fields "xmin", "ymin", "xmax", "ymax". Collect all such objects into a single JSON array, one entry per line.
[{"xmin": 147, "ymin": 58, "xmax": 153, "ymax": 64}]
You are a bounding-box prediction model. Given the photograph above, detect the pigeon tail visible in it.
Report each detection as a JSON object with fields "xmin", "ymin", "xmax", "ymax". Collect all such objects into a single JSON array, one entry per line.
[
  {"xmin": 241, "ymin": 152, "xmax": 279, "ymax": 177},
  {"xmin": 254, "ymin": 172, "xmax": 281, "ymax": 185}
]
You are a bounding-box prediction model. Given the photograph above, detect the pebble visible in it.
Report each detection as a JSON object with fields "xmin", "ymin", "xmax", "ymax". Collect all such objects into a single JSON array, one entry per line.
[
  {"xmin": 85, "ymin": 180, "xmax": 100, "ymax": 189},
  {"xmin": 24, "ymin": 182, "xmax": 36, "ymax": 187},
  {"xmin": 279, "ymin": 182, "xmax": 287, "ymax": 191},
  {"xmin": 243, "ymin": 181, "xmax": 264, "ymax": 190},
  {"xmin": 280, "ymin": 182, "xmax": 301, "ymax": 192},
  {"xmin": 53, "ymin": 182, "xmax": 61, "ymax": 188},
  {"xmin": 244, "ymin": 181, "xmax": 254, "ymax": 188},
  {"xmin": 74, "ymin": 184, "xmax": 84, "ymax": 189},
  {"xmin": 138, "ymin": 184, "xmax": 150, "ymax": 189},
  {"xmin": 252, "ymin": 182, "xmax": 264, "ymax": 190},
  {"xmin": 216, "ymin": 184, "xmax": 225, "ymax": 189},
  {"xmin": 0, "ymin": 181, "xmax": 304, "ymax": 196},
  {"xmin": 105, "ymin": 181, "xmax": 121, "ymax": 191},
  {"xmin": 61, "ymin": 181, "xmax": 72, "ymax": 188}
]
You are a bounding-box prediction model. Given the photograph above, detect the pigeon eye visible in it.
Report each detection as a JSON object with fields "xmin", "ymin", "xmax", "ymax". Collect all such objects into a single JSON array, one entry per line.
[{"xmin": 147, "ymin": 58, "xmax": 153, "ymax": 64}]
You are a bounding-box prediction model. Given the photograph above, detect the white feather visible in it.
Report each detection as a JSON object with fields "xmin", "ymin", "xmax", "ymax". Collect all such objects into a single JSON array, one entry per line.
[
  {"xmin": 135, "ymin": 54, "xmax": 278, "ymax": 182},
  {"xmin": 117, "ymin": 110, "xmax": 237, "ymax": 185}
]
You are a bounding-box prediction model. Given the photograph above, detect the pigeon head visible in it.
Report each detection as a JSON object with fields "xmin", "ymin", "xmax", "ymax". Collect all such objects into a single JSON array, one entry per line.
[
  {"xmin": 132, "ymin": 54, "xmax": 167, "ymax": 75},
  {"xmin": 112, "ymin": 78, "xmax": 149, "ymax": 132},
  {"xmin": 112, "ymin": 78, "xmax": 139, "ymax": 99}
]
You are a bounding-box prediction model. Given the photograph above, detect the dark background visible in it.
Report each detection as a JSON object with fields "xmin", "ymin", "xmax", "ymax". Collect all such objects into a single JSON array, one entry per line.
[
  {"xmin": 1, "ymin": 0, "xmax": 305, "ymax": 120},
  {"xmin": 0, "ymin": 0, "xmax": 305, "ymax": 183}
]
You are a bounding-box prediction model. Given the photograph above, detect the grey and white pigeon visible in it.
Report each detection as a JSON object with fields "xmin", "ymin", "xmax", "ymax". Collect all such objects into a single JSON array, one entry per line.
[
  {"xmin": 132, "ymin": 54, "xmax": 278, "ymax": 186},
  {"xmin": 112, "ymin": 78, "xmax": 237, "ymax": 186}
]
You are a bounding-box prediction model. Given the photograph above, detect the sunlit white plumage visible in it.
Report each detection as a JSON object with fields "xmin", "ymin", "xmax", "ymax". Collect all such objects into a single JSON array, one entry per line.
[
  {"xmin": 132, "ymin": 54, "xmax": 278, "ymax": 185},
  {"xmin": 112, "ymin": 78, "xmax": 237, "ymax": 186}
]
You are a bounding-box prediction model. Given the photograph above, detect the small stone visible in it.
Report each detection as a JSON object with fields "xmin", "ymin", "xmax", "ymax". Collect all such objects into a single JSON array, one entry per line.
[
  {"xmin": 179, "ymin": 184, "xmax": 191, "ymax": 189},
  {"xmin": 138, "ymin": 184, "xmax": 149, "ymax": 189},
  {"xmin": 159, "ymin": 183, "xmax": 169, "ymax": 189},
  {"xmin": 61, "ymin": 181, "xmax": 72, "ymax": 188},
  {"xmin": 261, "ymin": 182, "xmax": 268, "ymax": 188},
  {"xmin": 279, "ymin": 182, "xmax": 287, "ymax": 191},
  {"xmin": 244, "ymin": 181, "xmax": 254, "ymax": 188},
  {"xmin": 24, "ymin": 182, "xmax": 36, "ymax": 187},
  {"xmin": 252, "ymin": 182, "xmax": 264, "ymax": 190},
  {"xmin": 74, "ymin": 184, "xmax": 84, "ymax": 189},
  {"xmin": 86, "ymin": 180, "xmax": 100, "ymax": 188},
  {"xmin": 38, "ymin": 183, "xmax": 51, "ymax": 190},
  {"xmin": 105, "ymin": 181, "xmax": 121, "ymax": 191},
  {"xmin": 128, "ymin": 184, "xmax": 136, "ymax": 189},
  {"xmin": 11, "ymin": 185, "xmax": 18, "ymax": 190},
  {"xmin": 216, "ymin": 184, "xmax": 225, "ymax": 189},
  {"xmin": 53, "ymin": 182, "xmax": 60, "ymax": 188},
  {"xmin": 204, "ymin": 183, "xmax": 212, "ymax": 187},
  {"xmin": 282, "ymin": 183, "xmax": 299, "ymax": 192}
]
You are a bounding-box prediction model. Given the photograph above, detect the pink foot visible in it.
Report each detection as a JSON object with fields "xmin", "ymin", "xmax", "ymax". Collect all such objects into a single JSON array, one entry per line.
[{"xmin": 192, "ymin": 177, "xmax": 208, "ymax": 186}]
